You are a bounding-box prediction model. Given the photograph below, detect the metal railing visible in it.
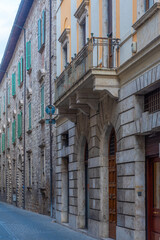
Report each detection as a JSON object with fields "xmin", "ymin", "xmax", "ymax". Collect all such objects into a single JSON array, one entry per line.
[{"xmin": 55, "ymin": 37, "xmax": 120, "ymax": 101}]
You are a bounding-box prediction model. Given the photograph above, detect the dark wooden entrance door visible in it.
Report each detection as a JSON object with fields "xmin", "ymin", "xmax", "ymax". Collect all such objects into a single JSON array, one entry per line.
[
  {"xmin": 147, "ymin": 157, "xmax": 160, "ymax": 240},
  {"xmin": 109, "ymin": 130, "xmax": 117, "ymax": 239}
]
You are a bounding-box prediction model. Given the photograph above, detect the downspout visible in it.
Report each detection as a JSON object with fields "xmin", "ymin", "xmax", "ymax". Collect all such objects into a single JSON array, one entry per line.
[
  {"xmin": 49, "ymin": 0, "xmax": 53, "ymax": 218},
  {"xmin": 23, "ymin": 28, "xmax": 26, "ymax": 209}
]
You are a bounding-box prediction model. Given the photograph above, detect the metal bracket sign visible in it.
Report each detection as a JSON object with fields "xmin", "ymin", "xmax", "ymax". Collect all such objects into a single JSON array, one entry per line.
[
  {"xmin": 45, "ymin": 105, "xmax": 55, "ymax": 115},
  {"xmin": 45, "ymin": 119, "xmax": 56, "ymax": 124}
]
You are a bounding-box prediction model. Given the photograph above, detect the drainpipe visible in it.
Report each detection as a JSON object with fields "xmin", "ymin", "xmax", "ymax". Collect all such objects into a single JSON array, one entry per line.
[{"xmin": 49, "ymin": 0, "xmax": 53, "ymax": 218}]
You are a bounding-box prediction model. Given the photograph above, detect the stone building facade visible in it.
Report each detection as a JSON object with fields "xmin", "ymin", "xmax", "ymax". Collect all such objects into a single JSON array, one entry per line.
[
  {"xmin": 55, "ymin": 1, "xmax": 160, "ymax": 240},
  {"xmin": 0, "ymin": 0, "xmax": 56, "ymax": 216}
]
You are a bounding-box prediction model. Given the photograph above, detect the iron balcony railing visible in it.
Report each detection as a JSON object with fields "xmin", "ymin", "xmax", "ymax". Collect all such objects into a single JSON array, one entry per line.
[{"xmin": 55, "ymin": 37, "xmax": 120, "ymax": 101}]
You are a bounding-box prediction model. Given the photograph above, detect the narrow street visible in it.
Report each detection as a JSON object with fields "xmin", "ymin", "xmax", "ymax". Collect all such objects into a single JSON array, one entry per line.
[{"xmin": 0, "ymin": 202, "xmax": 96, "ymax": 240}]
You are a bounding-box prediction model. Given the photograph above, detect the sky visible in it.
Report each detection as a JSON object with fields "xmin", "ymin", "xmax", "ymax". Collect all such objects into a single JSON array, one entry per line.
[{"xmin": 0, "ymin": 0, "xmax": 21, "ymax": 64}]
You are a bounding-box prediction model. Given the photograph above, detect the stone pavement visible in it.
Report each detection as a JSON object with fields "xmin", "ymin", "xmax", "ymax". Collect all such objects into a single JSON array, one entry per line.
[{"xmin": 0, "ymin": 202, "xmax": 96, "ymax": 240}]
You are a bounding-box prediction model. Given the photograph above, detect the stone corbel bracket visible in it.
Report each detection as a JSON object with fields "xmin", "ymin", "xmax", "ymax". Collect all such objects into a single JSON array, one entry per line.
[
  {"xmin": 69, "ymin": 96, "xmax": 90, "ymax": 116},
  {"xmin": 92, "ymin": 69, "xmax": 120, "ymax": 99},
  {"xmin": 76, "ymin": 90, "xmax": 99, "ymax": 112},
  {"xmin": 58, "ymin": 107, "xmax": 77, "ymax": 123}
]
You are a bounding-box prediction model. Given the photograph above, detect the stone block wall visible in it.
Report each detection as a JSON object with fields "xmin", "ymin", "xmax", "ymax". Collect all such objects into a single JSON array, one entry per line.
[{"xmin": 0, "ymin": 0, "xmax": 57, "ymax": 216}]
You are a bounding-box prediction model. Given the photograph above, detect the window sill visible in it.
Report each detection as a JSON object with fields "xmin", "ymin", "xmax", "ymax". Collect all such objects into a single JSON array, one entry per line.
[
  {"xmin": 18, "ymin": 136, "xmax": 22, "ymax": 141},
  {"xmin": 26, "ymin": 129, "xmax": 32, "ymax": 134},
  {"xmin": 38, "ymin": 44, "xmax": 45, "ymax": 53},
  {"xmin": 7, "ymin": 104, "xmax": 10, "ymax": 108},
  {"xmin": 18, "ymin": 81, "xmax": 23, "ymax": 88},
  {"xmin": 7, "ymin": 147, "xmax": 10, "ymax": 151},
  {"xmin": 39, "ymin": 118, "xmax": 45, "ymax": 124},
  {"xmin": 27, "ymin": 68, "xmax": 32, "ymax": 75},
  {"xmin": 27, "ymin": 186, "xmax": 32, "ymax": 191},
  {"xmin": 12, "ymin": 142, "xmax": 16, "ymax": 146}
]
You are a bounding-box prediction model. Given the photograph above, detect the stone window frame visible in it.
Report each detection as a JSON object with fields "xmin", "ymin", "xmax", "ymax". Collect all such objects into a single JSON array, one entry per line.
[{"xmin": 74, "ymin": 0, "xmax": 89, "ymax": 51}]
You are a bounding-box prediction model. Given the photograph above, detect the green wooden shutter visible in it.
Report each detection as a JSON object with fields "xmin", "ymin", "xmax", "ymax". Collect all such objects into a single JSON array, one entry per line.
[
  {"xmin": 7, "ymin": 127, "xmax": 9, "ymax": 148},
  {"xmin": 3, "ymin": 95, "xmax": 5, "ymax": 113},
  {"xmin": 18, "ymin": 61, "xmax": 20, "ymax": 86},
  {"xmin": 18, "ymin": 112, "xmax": 22, "ymax": 138},
  {"xmin": 2, "ymin": 133, "xmax": 5, "ymax": 152},
  {"xmin": 21, "ymin": 57, "xmax": 23, "ymax": 82},
  {"xmin": 8, "ymin": 86, "xmax": 10, "ymax": 105},
  {"xmin": 0, "ymin": 136, "xmax": 1, "ymax": 154},
  {"xmin": 42, "ymin": 10, "xmax": 45, "ymax": 45},
  {"xmin": 29, "ymin": 103, "xmax": 31, "ymax": 130},
  {"xmin": 38, "ymin": 19, "xmax": 41, "ymax": 51},
  {"xmin": 26, "ymin": 41, "xmax": 31, "ymax": 70},
  {"xmin": 41, "ymin": 85, "xmax": 44, "ymax": 119},
  {"xmin": 12, "ymin": 73, "xmax": 16, "ymax": 96},
  {"xmin": 12, "ymin": 120, "xmax": 16, "ymax": 144},
  {"xmin": 26, "ymin": 42, "xmax": 28, "ymax": 70}
]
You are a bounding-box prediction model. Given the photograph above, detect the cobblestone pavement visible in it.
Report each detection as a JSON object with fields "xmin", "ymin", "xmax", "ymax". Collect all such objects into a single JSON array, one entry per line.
[{"xmin": 0, "ymin": 202, "xmax": 96, "ymax": 240}]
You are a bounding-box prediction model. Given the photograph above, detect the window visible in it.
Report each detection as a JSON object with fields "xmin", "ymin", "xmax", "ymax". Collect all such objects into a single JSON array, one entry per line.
[
  {"xmin": 144, "ymin": 88, "xmax": 160, "ymax": 113},
  {"xmin": 146, "ymin": 0, "xmax": 154, "ymax": 10},
  {"xmin": 63, "ymin": 44, "xmax": 68, "ymax": 67},
  {"xmin": 18, "ymin": 112, "xmax": 22, "ymax": 139},
  {"xmin": 41, "ymin": 84, "xmax": 44, "ymax": 119},
  {"xmin": 7, "ymin": 127, "xmax": 9, "ymax": 148},
  {"xmin": 0, "ymin": 135, "xmax": 1, "ymax": 154},
  {"xmin": 28, "ymin": 103, "xmax": 31, "ymax": 130},
  {"xmin": 12, "ymin": 120, "xmax": 16, "ymax": 144},
  {"xmin": 40, "ymin": 148, "xmax": 45, "ymax": 184},
  {"xmin": 80, "ymin": 19, "xmax": 86, "ymax": 49},
  {"xmin": 8, "ymin": 86, "xmax": 10, "ymax": 106},
  {"xmin": 26, "ymin": 41, "xmax": 31, "ymax": 71},
  {"xmin": 38, "ymin": 10, "xmax": 45, "ymax": 52},
  {"xmin": 0, "ymin": 103, "xmax": 1, "ymax": 119},
  {"xmin": 18, "ymin": 57, "xmax": 23, "ymax": 86},
  {"xmin": 2, "ymin": 133, "xmax": 5, "ymax": 153},
  {"xmin": 28, "ymin": 153, "xmax": 32, "ymax": 187},
  {"xmin": 12, "ymin": 73, "xmax": 16, "ymax": 96},
  {"xmin": 3, "ymin": 95, "xmax": 5, "ymax": 113}
]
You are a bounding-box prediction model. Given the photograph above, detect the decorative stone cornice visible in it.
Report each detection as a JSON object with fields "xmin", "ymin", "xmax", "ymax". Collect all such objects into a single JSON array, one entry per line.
[
  {"xmin": 74, "ymin": 0, "xmax": 90, "ymax": 20},
  {"xmin": 58, "ymin": 28, "xmax": 70, "ymax": 44},
  {"xmin": 133, "ymin": 2, "xmax": 160, "ymax": 30}
]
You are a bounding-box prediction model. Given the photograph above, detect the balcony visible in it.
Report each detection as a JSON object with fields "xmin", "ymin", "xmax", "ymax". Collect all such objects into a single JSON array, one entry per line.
[{"xmin": 55, "ymin": 37, "xmax": 120, "ymax": 119}]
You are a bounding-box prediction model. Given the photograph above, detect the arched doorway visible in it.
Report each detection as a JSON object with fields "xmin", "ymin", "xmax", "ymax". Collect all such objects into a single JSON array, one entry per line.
[{"xmin": 108, "ymin": 129, "xmax": 117, "ymax": 239}]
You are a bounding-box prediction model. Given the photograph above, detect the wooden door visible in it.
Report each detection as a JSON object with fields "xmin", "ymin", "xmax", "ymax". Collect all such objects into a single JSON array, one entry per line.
[
  {"xmin": 147, "ymin": 157, "xmax": 160, "ymax": 240},
  {"xmin": 109, "ymin": 130, "xmax": 117, "ymax": 239}
]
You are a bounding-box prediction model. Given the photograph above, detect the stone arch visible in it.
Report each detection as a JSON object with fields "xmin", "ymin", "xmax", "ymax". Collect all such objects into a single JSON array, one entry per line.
[{"xmin": 99, "ymin": 123, "xmax": 116, "ymax": 238}]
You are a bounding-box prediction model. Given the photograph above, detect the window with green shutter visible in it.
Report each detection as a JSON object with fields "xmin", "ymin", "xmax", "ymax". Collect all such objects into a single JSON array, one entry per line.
[
  {"xmin": 12, "ymin": 73, "xmax": 16, "ymax": 96},
  {"xmin": 12, "ymin": 120, "xmax": 16, "ymax": 144},
  {"xmin": 38, "ymin": 10, "xmax": 45, "ymax": 52},
  {"xmin": 3, "ymin": 95, "xmax": 5, "ymax": 113},
  {"xmin": 21, "ymin": 57, "xmax": 23, "ymax": 82},
  {"xmin": 38, "ymin": 19, "xmax": 41, "ymax": 51},
  {"xmin": 8, "ymin": 86, "xmax": 10, "ymax": 106},
  {"xmin": 26, "ymin": 41, "xmax": 31, "ymax": 71},
  {"xmin": 18, "ymin": 57, "xmax": 23, "ymax": 85},
  {"xmin": 29, "ymin": 103, "xmax": 31, "ymax": 130},
  {"xmin": 2, "ymin": 133, "xmax": 5, "ymax": 153},
  {"xmin": 41, "ymin": 84, "xmax": 44, "ymax": 119},
  {"xmin": 18, "ymin": 112, "xmax": 22, "ymax": 138},
  {"xmin": 7, "ymin": 127, "xmax": 9, "ymax": 148},
  {"xmin": 42, "ymin": 10, "xmax": 45, "ymax": 45},
  {"xmin": 0, "ymin": 136, "xmax": 1, "ymax": 154}
]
